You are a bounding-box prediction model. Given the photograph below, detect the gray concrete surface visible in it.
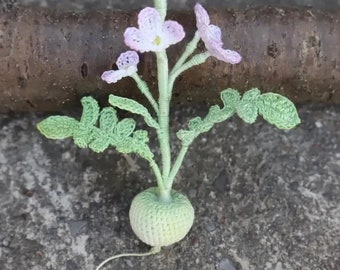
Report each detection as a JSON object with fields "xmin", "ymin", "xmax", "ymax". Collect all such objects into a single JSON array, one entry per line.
[{"xmin": 0, "ymin": 104, "xmax": 339, "ymax": 270}]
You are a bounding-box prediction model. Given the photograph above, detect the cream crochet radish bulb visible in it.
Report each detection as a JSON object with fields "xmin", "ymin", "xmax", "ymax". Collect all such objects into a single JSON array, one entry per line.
[{"xmin": 129, "ymin": 187, "xmax": 194, "ymax": 247}]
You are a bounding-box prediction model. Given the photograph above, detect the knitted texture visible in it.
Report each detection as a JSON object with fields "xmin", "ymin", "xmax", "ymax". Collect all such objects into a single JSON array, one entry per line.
[
  {"xmin": 177, "ymin": 88, "xmax": 239, "ymax": 146},
  {"xmin": 236, "ymin": 88, "xmax": 261, "ymax": 124},
  {"xmin": 37, "ymin": 96, "xmax": 154, "ymax": 161},
  {"xmin": 109, "ymin": 94, "xmax": 159, "ymax": 129},
  {"xmin": 129, "ymin": 187, "xmax": 195, "ymax": 247},
  {"xmin": 177, "ymin": 88, "xmax": 301, "ymax": 146},
  {"xmin": 257, "ymin": 93, "xmax": 301, "ymax": 129}
]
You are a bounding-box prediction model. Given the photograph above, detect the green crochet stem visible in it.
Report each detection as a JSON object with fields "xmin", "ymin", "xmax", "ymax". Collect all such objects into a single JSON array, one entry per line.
[
  {"xmin": 169, "ymin": 52, "xmax": 210, "ymax": 99},
  {"xmin": 149, "ymin": 159, "xmax": 165, "ymax": 192},
  {"xmin": 153, "ymin": 9, "xmax": 205, "ymax": 200},
  {"xmin": 156, "ymin": 50, "xmax": 172, "ymax": 201},
  {"xmin": 154, "ymin": 0, "xmax": 167, "ymax": 21},
  {"xmin": 131, "ymin": 73, "xmax": 159, "ymax": 115},
  {"xmin": 166, "ymin": 145, "xmax": 189, "ymax": 190},
  {"xmin": 152, "ymin": 13, "xmax": 209, "ymax": 199},
  {"xmin": 171, "ymin": 31, "xmax": 201, "ymax": 73}
]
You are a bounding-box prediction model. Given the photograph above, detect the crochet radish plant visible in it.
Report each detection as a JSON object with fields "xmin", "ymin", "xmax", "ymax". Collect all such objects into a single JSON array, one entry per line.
[{"xmin": 37, "ymin": 1, "xmax": 300, "ymax": 268}]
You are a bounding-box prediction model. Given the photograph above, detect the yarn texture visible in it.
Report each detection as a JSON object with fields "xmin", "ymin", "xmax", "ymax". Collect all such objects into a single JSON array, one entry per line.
[{"xmin": 129, "ymin": 187, "xmax": 195, "ymax": 247}]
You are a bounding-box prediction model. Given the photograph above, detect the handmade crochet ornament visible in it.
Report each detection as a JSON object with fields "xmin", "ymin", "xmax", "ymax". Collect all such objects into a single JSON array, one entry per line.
[{"xmin": 37, "ymin": 1, "xmax": 300, "ymax": 269}]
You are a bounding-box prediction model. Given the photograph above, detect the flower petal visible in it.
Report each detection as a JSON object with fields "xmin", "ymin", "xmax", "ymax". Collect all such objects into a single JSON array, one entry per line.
[
  {"xmin": 101, "ymin": 70, "xmax": 128, "ymax": 84},
  {"xmin": 125, "ymin": 65, "xmax": 138, "ymax": 76},
  {"xmin": 210, "ymin": 47, "xmax": 242, "ymax": 64},
  {"xmin": 194, "ymin": 3, "xmax": 210, "ymax": 28},
  {"xmin": 124, "ymin": 27, "xmax": 153, "ymax": 52},
  {"xmin": 162, "ymin": 20, "xmax": 185, "ymax": 45},
  {"xmin": 194, "ymin": 3, "xmax": 242, "ymax": 65},
  {"xmin": 116, "ymin": 51, "xmax": 140, "ymax": 70},
  {"xmin": 206, "ymin": 25, "xmax": 222, "ymax": 45},
  {"xmin": 138, "ymin": 7, "xmax": 162, "ymax": 36}
]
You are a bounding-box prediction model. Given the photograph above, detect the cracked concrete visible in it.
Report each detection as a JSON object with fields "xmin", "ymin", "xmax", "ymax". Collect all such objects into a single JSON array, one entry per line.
[{"xmin": 0, "ymin": 104, "xmax": 339, "ymax": 270}]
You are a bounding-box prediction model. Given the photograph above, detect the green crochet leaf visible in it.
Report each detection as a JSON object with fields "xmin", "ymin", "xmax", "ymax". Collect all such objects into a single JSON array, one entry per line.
[
  {"xmin": 206, "ymin": 105, "xmax": 225, "ymax": 124},
  {"xmin": 80, "ymin": 96, "xmax": 100, "ymax": 126},
  {"xmin": 114, "ymin": 130, "xmax": 154, "ymax": 160},
  {"xmin": 85, "ymin": 107, "xmax": 119, "ymax": 152},
  {"xmin": 220, "ymin": 88, "xmax": 241, "ymax": 109},
  {"xmin": 37, "ymin": 116, "xmax": 79, "ymax": 139},
  {"xmin": 133, "ymin": 130, "xmax": 149, "ymax": 144},
  {"xmin": 115, "ymin": 118, "xmax": 136, "ymax": 139},
  {"xmin": 73, "ymin": 124, "xmax": 96, "ymax": 148},
  {"xmin": 132, "ymin": 130, "xmax": 153, "ymax": 160},
  {"xmin": 109, "ymin": 94, "xmax": 160, "ymax": 129},
  {"xmin": 257, "ymin": 93, "xmax": 301, "ymax": 129},
  {"xmin": 177, "ymin": 88, "xmax": 300, "ymax": 146},
  {"xmin": 37, "ymin": 96, "xmax": 153, "ymax": 160},
  {"xmin": 88, "ymin": 129, "xmax": 110, "ymax": 153},
  {"xmin": 177, "ymin": 89, "xmax": 239, "ymax": 145},
  {"xmin": 176, "ymin": 129, "xmax": 195, "ymax": 145},
  {"xmin": 188, "ymin": 117, "xmax": 203, "ymax": 130},
  {"xmin": 236, "ymin": 88, "xmax": 261, "ymax": 124},
  {"xmin": 99, "ymin": 107, "xmax": 118, "ymax": 134}
]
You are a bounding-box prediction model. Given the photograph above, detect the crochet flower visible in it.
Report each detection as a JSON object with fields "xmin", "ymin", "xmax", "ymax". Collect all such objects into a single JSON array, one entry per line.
[
  {"xmin": 101, "ymin": 51, "xmax": 139, "ymax": 84},
  {"xmin": 124, "ymin": 7, "xmax": 185, "ymax": 52},
  {"xmin": 194, "ymin": 3, "xmax": 242, "ymax": 64}
]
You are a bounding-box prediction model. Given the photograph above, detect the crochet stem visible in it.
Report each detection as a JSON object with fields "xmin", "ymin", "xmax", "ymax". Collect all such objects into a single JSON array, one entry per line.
[
  {"xmin": 131, "ymin": 73, "xmax": 159, "ymax": 115},
  {"xmin": 149, "ymin": 159, "xmax": 166, "ymax": 192},
  {"xmin": 168, "ymin": 52, "xmax": 210, "ymax": 98},
  {"xmin": 166, "ymin": 145, "xmax": 189, "ymax": 190},
  {"xmin": 156, "ymin": 51, "xmax": 171, "ymax": 193},
  {"xmin": 171, "ymin": 31, "xmax": 200, "ymax": 73},
  {"xmin": 154, "ymin": 0, "xmax": 167, "ymax": 21}
]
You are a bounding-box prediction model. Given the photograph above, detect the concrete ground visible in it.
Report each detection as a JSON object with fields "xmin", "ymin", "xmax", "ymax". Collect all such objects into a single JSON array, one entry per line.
[{"xmin": 0, "ymin": 103, "xmax": 339, "ymax": 270}]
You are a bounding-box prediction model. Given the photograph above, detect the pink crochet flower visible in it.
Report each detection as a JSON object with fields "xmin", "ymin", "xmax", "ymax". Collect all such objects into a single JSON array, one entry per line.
[
  {"xmin": 124, "ymin": 7, "xmax": 185, "ymax": 52},
  {"xmin": 101, "ymin": 51, "xmax": 139, "ymax": 84},
  {"xmin": 194, "ymin": 3, "xmax": 242, "ymax": 64}
]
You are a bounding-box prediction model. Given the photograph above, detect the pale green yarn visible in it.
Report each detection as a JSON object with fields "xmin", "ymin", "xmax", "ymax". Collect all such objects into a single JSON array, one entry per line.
[
  {"xmin": 129, "ymin": 187, "xmax": 195, "ymax": 247},
  {"xmin": 37, "ymin": 96, "xmax": 154, "ymax": 161},
  {"xmin": 108, "ymin": 94, "xmax": 160, "ymax": 130},
  {"xmin": 176, "ymin": 88, "xmax": 301, "ymax": 146}
]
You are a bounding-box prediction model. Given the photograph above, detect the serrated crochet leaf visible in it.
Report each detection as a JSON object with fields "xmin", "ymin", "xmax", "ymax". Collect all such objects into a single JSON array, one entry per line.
[
  {"xmin": 37, "ymin": 97, "xmax": 153, "ymax": 161},
  {"xmin": 132, "ymin": 130, "xmax": 154, "ymax": 160},
  {"xmin": 113, "ymin": 131, "xmax": 153, "ymax": 161},
  {"xmin": 73, "ymin": 124, "xmax": 96, "ymax": 148},
  {"xmin": 99, "ymin": 107, "xmax": 118, "ymax": 134},
  {"xmin": 177, "ymin": 89, "xmax": 240, "ymax": 146},
  {"xmin": 109, "ymin": 94, "xmax": 159, "ymax": 129},
  {"xmin": 220, "ymin": 89, "xmax": 241, "ymax": 109},
  {"xmin": 80, "ymin": 96, "xmax": 100, "ymax": 126},
  {"xmin": 188, "ymin": 117, "xmax": 202, "ymax": 130},
  {"xmin": 236, "ymin": 88, "xmax": 261, "ymax": 124},
  {"xmin": 206, "ymin": 105, "xmax": 224, "ymax": 123},
  {"xmin": 115, "ymin": 118, "xmax": 136, "ymax": 139},
  {"xmin": 133, "ymin": 130, "xmax": 149, "ymax": 144},
  {"xmin": 176, "ymin": 129, "xmax": 196, "ymax": 146},
  {"xmin": 89, "ymin": 134, "xmax": 110, "ymax": 153},
  {"xmin": 37, "ymin": 116, "xmax": 79, "ymax": 139},
  {"xmin": 257, "ymin": 93, "xmax": 301, "ymax": 129}
]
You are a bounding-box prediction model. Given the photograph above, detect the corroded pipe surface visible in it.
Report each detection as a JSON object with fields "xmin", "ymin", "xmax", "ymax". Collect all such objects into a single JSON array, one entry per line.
[{"xmin": 0, "ymin": 6, "xmax": 339, "ymax": 112}]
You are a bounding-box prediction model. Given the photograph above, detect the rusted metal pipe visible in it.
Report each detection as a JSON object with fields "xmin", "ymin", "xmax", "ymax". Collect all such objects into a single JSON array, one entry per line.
[{"xmin": 0, "ymin": 6, "xmax": 339, "ymax": 112}]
